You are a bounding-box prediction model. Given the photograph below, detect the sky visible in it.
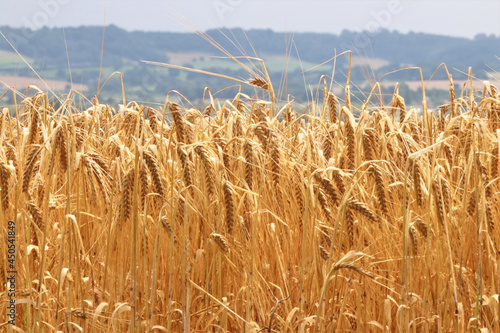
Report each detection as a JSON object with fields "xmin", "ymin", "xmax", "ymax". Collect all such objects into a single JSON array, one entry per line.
[{"xmin": 0, "ymin": 0, "xmax": 499, "ymax": 39}]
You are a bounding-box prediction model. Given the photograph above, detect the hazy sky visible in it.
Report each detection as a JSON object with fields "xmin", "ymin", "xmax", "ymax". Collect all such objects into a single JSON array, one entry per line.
[{"xmin": 0, "ymin": 0, "xmax": 499, "ymax": 39}]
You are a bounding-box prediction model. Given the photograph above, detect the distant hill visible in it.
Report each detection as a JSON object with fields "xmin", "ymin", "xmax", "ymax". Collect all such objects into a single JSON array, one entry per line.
[
  {"xmin": 0, "ymin": 25, "xmax": 498, "ymax": 106},
  {"xmin": 1, "ymin": 25, "xmax": 498, "ymax": 69}
]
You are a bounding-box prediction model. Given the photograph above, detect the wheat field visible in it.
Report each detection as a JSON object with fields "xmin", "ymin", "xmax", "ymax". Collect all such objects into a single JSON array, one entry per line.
[{"xmin": 0, "ymin": 70, "xmax": 499, "ymax": 332}]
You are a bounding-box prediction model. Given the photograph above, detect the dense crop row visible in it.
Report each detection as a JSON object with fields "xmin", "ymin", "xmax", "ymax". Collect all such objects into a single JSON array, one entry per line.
[{"xmin": 0, "ymin": 76, "xmax": 499, "ymax": 331}]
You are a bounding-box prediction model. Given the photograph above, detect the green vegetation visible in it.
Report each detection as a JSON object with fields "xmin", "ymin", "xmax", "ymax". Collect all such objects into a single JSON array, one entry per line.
[
  {"xmin": 0, "ymin": 25, "xmax": 498, "ymax": 106},
  {"xmin": 0, "ymin": 50, "xmax": 32, "ymax": 67}
]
